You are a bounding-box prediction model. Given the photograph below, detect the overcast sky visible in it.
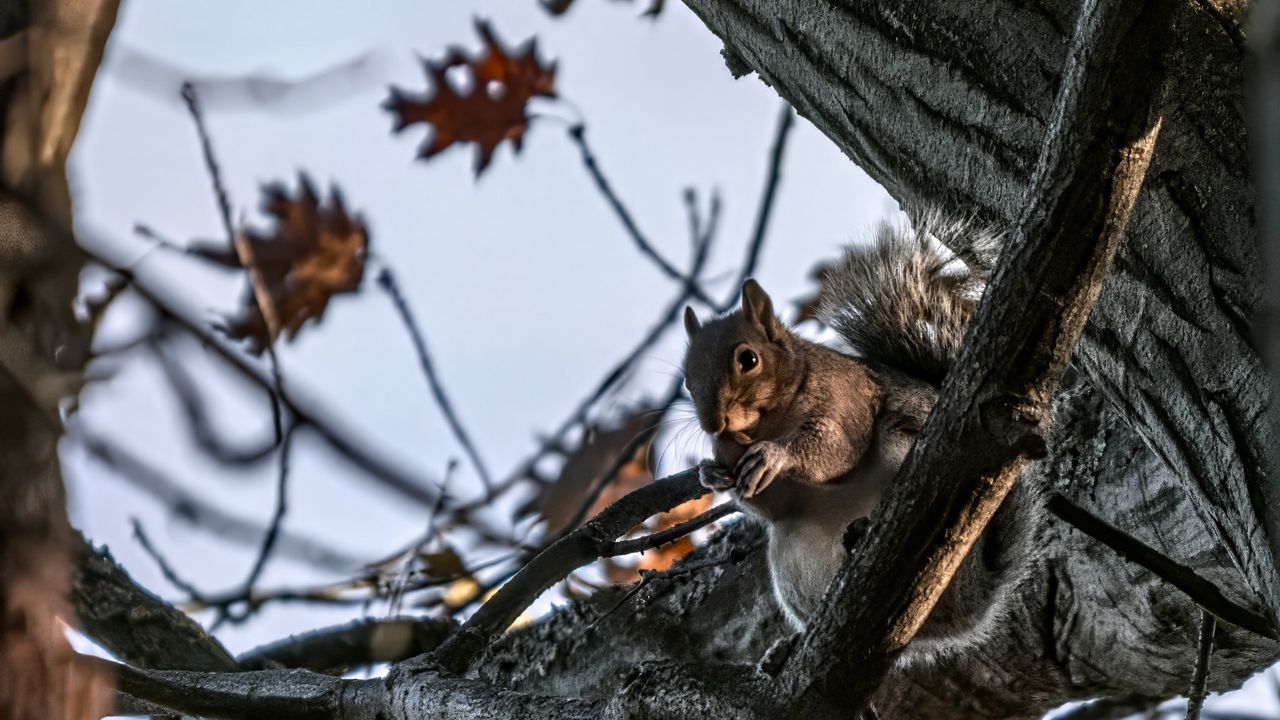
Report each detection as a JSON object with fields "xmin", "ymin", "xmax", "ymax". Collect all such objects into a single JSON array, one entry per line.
[{"xmin": 60, "ymin": 2, "xmax": 1280, "ymax": 715}]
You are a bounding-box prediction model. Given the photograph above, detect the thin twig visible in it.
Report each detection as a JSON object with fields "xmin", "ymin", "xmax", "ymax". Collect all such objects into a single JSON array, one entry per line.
[
  {"xmin": 182, "ymin": 552, "xmax": 519, "ymax": 616},
  {"xmin": 606, "ymin": 503, "xmax": 737, "ymax": 557},
  {"xmin": 1185, "ymin": 610, "xmax": 1216, "ymax": 720},
  {"xmin": 718, "ymin": 102, "xmax": 794, "ymax": 312},
  {"xmin": 76, "ymin": 249, "xmax": 445, "ymax": 509},
  {"xmin": 473, "ymin": 192, "xmax": 718, "ymax": 514},
  {"xmin": 181, "ymin": 81, "xmax": 286, "ymax": 444},
  {"xmin": 77, "ymin": 430, "xmax": 360, "ymax": 572},
  {"xmin": 377, "ymin": 268, "xmax": 494, "ymax": 495},
  {"xmin": 567, "ymin": 122, "xmax": 712, "ymax": 303},
  {"xmin": 131, "ymin": 519, "xmax": 208, "ymax": 603},
  {"xmin": 428, "ymin": 469, "xmax": 710, "ymax": 673},
  {"xmin": 1048, "ymin": 493, "xmax": 1278, "ymax": 639},
  {"xmin": 180, "ymin": 83, "xmax": 235, "ymax": 244},
  {"xmin": 152, "ymin": 338, "xmax": 280, "ymax": 465},
  {"xmin": 554, "ymin": 375, "xmax": 685, "ymax": 538},
  {"xmin": 237, "ymin": 424, "xmax": 297, "ymax": 598}
]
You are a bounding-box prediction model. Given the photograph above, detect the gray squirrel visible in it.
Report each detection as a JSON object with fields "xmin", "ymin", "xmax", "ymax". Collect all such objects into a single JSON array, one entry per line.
[{"xmin": 682, "ymin": 212, "xmax": 1038, "ymax": 667}]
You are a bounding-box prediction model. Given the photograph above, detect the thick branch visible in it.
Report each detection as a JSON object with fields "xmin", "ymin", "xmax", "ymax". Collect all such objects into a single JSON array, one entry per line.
[
  {"xmin": 1048, "ymin": 492, "xmax": 1276, "ymax": 639},
  {"xmin": 71, "ymin": 533, "xmax": 238, "ymax": 671},
  {"xmin": 237, "ymin": 617, "xmax": 454, "ymax": 672},
  {"xmin": 431, "ymin": 469, "xmax": 709, "ymax": 673},
  {"xmin": 776, "ymin": 0, "xmax": 1175, "ymax": 710}
]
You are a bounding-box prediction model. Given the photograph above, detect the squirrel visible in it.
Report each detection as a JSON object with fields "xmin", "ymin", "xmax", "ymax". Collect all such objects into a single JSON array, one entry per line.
[{"xmin": 682, "ymin": 212, "xmax": 1038, "ymax": 667}]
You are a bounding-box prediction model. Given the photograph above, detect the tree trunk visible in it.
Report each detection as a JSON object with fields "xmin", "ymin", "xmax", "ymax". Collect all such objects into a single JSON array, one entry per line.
[{"xmin": 0, "ymin": 2, "xmax": 119, "ymax": 719}]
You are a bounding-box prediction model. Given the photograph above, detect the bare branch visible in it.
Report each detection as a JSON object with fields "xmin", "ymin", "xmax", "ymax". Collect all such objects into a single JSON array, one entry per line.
[
  {"xmin": 222, "ymin": 423, "xmax": 298, "ymax": 624},
  {"xmin": 104, "ymin": 655, "xmax": 604, "ymax": 720},
  {"xmin": 1185, "ymin": 610, "xmax": 1216, "ymax": 720},
  {"xmin": 152, "ymin": 338, "xmax": 280, "ymax": 464},
  {"xmin": 430, "ymin": 469, "xmax": 709, "ymax": 673},
  {"xmin": 1048, "ymin": 492, "xmax": 1277, "ymax": 639},
  {"xmin": 76, "ymin": 246, "xmax": 445, "ymax": 509},
  {"xmin": 566, "ymin": 122, "xmax": 712, "ymax": 302},
  {"xmin": 606, "ymin": 503, "xmax": 737, "ymax": 558},
  {"xmin": 719, "ymin": 102, "xmax": 793, "ymax": 312},
  {"xmin": 180, "ymin": 82, "xmax": 236, "ymax": 246},
  {"xmin": 131, "ymin": 518, "xmax": 209, "ymax": 604},
  {"xmin": 180, "ymin": 81, "xmax": 287, "ymax": 445},
  {"xmin": 75, "ymin": 430, "xmax": 362, "ymax": 573},
  {"xmin": 237, "ymin": 616, "xmax": 454, "ymax": 672},
  {"xmin": 71, "ymin": 532, "xmax": 238, "ymax": 671},
  {"xmin": 377, "ymin": 268, "xmax": 494, "ymax": 495}
]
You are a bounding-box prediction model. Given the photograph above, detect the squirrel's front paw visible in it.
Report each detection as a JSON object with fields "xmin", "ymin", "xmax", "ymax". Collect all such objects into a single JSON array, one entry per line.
[
  {"xmin": 735, "ymin": 441, "xmax": 787, "ymax": 498},
  {"xmin": 697, "ymin": 459, "xmax": 736, "ymax": 492}
]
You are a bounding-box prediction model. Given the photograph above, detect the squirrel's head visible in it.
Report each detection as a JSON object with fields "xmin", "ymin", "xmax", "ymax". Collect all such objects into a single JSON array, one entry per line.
[{"xmin": 682, "ymin": 279, "xmax": 800, "ymax": 441}]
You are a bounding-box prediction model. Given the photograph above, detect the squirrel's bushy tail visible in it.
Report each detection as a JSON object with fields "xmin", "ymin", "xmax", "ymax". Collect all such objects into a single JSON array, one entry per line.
[
  {"xmin": 816, "ymin": 210, "xmax": 1001, "ymax": 386},
  {"xmin": 819, "ymin": 210, "xmax": 1034, "ymax": 668}
]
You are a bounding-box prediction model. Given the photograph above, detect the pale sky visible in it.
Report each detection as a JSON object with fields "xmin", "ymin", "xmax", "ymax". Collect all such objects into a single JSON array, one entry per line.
[{"xmin": 59, "ymin": 1, "xmax": 1279, "ymax": 715}]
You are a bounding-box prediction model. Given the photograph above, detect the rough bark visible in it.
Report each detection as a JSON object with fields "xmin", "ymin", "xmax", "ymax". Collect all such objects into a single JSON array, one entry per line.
[
  {"xmin": 471, "ymin": 0, "xmax": 1280, "ymax": 717},
  {"xmin": 0, "ymin": 2, "xmax": 119, "ymax": 719},
  {"xmin": 52, "ymin": 0, "xmax": 1280, "ymax": 718}
]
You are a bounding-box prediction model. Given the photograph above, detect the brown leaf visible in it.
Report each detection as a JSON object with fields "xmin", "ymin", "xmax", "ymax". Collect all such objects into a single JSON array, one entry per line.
[
  {"xmin": 539, "ymin": 0, "xmax": 576, "ymax": 16},
  {"xmin": 606, "ymin": 493, "xmax": 713, "ymax": 584},
  {"xmin": 520, "ymin": 408, "xmax": 656, "ymax": 535},
  {"xmin": 794, "ymin": 261, "xmax": 833, "ymax": 324},
  {"xmin": 224, "ymin": 174, "xmax": 369, "ymax": 352},
  {"xmin": 418, "ymin": 545, "xmax": 466, "ymax": 580},
  {"xmin": 385, "ymin": 19, "xmax": 557, "ymax": 176}
]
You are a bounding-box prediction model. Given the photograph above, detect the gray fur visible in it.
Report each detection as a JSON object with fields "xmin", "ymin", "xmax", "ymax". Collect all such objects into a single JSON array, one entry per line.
[
  {"xmin": 682, "ymin": 212, "xmax": 1039, "ymax": 673},
  {"xmin": 818, "ymin": 211, "xmax": 1000, "ymax": 385}
]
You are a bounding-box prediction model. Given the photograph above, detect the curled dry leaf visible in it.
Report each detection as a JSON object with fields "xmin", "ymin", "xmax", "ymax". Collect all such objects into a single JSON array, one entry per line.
[
  {"xmin": 793, "ymin": 261, "xmax": 833, "ymax": 324},
  {"xmin": 225, "ymin": 174, "xmax": 369, "ymax": 353},
  {"xmin": 519, "ymin": 409, "xmax": 657, "ymax": 535},
  {"xmin": 384, "ymin": 19, "xmax": 557, "ymax": 176}
]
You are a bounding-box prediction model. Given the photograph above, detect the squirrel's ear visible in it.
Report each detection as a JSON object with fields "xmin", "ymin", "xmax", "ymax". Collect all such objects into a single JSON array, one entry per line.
[
  {"xmin": 741, "ymin": 279, "xmax": 784, "ymax": 339},
  {"xmin": 684, "ymin": 305, "xmax": 701, "ymax": 339}
]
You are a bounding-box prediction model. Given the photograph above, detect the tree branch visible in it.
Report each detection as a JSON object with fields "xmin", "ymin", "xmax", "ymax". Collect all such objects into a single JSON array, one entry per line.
[
  {"xmin": 76, "ymin": 243, "xmax": 445, "ymax": 509},
  {"xmin": 1185, "ymin": 610, "xmax": 1216, "ymax": 720},
  {"xmin": 70, "ymin": 533, "xmax": 238, "ymax": 672},
  {"xmin": 75, "ymin": 429, "xmax": 362, "ymax": 573},
  {"xmin": 377, "ymin": 268, "xmax": 494, "ymax": 495},
  {"xmin": 430, "ymin": 469, "xmax": 709, "ymax": 674},
  {"xmin": 1048, "ymin": 492, "xmax": 1277, "ymax": 639},
  {"xmin": 237, "ymin": 616, "xmax": 455, "ymax": 672},
  {"xmin": 774, "ymin": 0, "xmax": 1177, "ymax": 711}
]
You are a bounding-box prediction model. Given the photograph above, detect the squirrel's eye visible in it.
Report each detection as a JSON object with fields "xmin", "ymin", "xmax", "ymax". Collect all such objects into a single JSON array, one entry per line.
[{"xmin": 737, "ymin": 349, "xmax": 759, "ymax": 372}]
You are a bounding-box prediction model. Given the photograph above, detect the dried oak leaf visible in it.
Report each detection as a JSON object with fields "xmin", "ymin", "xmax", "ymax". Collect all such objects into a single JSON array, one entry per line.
[
  {"xmin": 225, "ymin": 174, "xmax": 369, "ymax": 353},
  {"xmin": 385, "ymin": 19, "xmax": 557, "ymax": 176},
  {"xmin": 794, "ymin": 261, "xmax": 834, "ymax": 324}
]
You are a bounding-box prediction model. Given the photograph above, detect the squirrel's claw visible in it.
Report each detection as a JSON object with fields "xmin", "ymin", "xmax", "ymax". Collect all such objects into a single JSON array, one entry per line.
[
  {"xmin": 736, "ymin": 441, "xmax": 786, "ymax": 498},
  {"xmin": 697, "ymin": 459, "xmax": 736, "ymax": 492}
]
